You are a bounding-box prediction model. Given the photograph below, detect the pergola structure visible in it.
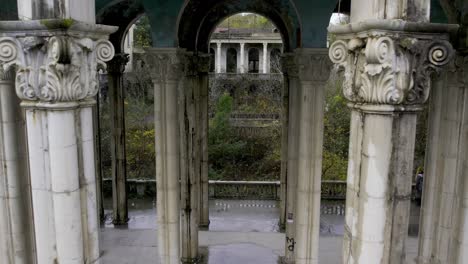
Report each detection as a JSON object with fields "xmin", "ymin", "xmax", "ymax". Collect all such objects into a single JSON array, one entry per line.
[{"xmin": 0, "ymin": 0, "xmax": 467, "ymax": 263}]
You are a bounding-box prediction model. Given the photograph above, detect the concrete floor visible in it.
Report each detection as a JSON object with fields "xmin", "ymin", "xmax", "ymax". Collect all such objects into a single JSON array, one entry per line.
[{"xmin": 100, "ymin": 199, "xmax": 420, "ymax": 263}]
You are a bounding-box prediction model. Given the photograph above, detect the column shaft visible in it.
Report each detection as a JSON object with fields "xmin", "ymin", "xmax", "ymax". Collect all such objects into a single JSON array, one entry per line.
[
  {"xmin": 240, "ymin": 43, "xmax": 245, "ymax": 74},
  {"xmin": 78, "ymin": 104, "xmax": 101, "ymax": 262},
  {"xmin": 148, "ymin": 48, "xmax": 184, "ymax": 264},
  {"xmin": 108, "ymin": 54, "xmax": 129, "ymax": 225},
  {"xmin": 26, "ymin": 107, "xmax": 85, "ymax": 263},
  {"xmin": 180, "ymin": 54, "xmax": 201, "ymax": 263},
  {"xmin": 263, "ymin": 43, "xmax": 268, "ymax": 73},
  {"xmin": 284, "ymin": 55, "xmax": 299, "ymax": 263},
  {"xmin": 0, "ymin": 70, "xmax": 35, "ymax": 264},
  {"xmin": 345, "ymin": 108, "xmax": 418, "ymax": 263},
  {"xmin": 417, "ymin": 56, "xmax": 468, "ymax": 264},
  {"xmin": 199, "ymin": 67, "xmax": 210, "ymax": 229},
  {"xmin": 279, "ymin": 68, "xmax": 289, "ymax": 231},
  {"xmin": 293, "ymin": 49, "xmax": 329, "ymax": 264}
]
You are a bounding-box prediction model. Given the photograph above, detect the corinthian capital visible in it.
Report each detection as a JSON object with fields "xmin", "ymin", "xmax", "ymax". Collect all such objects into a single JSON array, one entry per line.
[
  {"xmin": 0, "ymin": 20, "xmax": 116, "ymax": 104},
  {"xmin": 144, "ymin": 48, "xmax": 185, "ymax": 82},
  {"xmin": 328, "ymin": 20, "xmax": 457, "ymax": 106}
]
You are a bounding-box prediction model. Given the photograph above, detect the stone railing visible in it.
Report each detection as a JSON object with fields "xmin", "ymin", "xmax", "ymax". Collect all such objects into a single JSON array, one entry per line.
[
  {"xmin": 209, "ymin": 180, "xmax": 280, "ymax": 200},
  {"xmin": 102, "ymin": 179, "xmax": 349, "ymax": 200}
]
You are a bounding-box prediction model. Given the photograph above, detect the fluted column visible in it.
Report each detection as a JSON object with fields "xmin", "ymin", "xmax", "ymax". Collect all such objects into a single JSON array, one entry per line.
[
  {"xmin": 329, "ymin": 20, "xmax": 455, "ymax": 263},
  {"xmin": 294, "ymin": 49, "xmax": 331, "ymax": 264},
  {"xmin": 146, "ymin": 48, "xmax": 185, "ymax": 264},
  {"xmin": 107, "ymin": 53, "xmax": 130, "ymax": 225},
  {"xmin": 0, "ymin": 68, "xmax": 35, "ymax": 264},
  {"xmin": 0, "ymin": 21, "xmax": 116, "ymax": 264},
  {"xmin": 417, "ymin": 54, "xmax": 468, "ymax": 264},
  {"xmin": 282, "ymin": 53, "xmax": 299, "ymax": 263}
]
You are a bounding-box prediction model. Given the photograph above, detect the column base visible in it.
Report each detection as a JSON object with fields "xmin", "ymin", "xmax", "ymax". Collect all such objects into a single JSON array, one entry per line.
[
  {"xmin": 279, "ymin": 256, "xmax": 295, "ymax": 264},
  {"xmin": 279, "ymin": 223, "xmax": 286, "ymax": 232},
  {"xmin": 181, "ymin": 256, "xmax": 202, "ymax": 264},
  {"xmin": 199, "ymin": 221, "xmax": 210, "ymax": 230},
  {"xmin": 112, "ymin": 218, "xmax": 129, "ymax": 226}
]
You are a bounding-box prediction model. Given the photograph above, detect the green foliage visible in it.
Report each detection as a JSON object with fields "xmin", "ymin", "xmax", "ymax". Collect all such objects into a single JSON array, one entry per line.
[
  {"xmin": 208, "ymin": 93, "xmax": 281, "ymax": 181},
  {"xmin": 322, "ymin": 77, "xmax": 351, "ymax": 180},
  {"xmin": 126, "ymin": 128, "xmax": 155, "ymax": 179},
  {"xmin": 133, "ymin": 15, "xmax": 152, "ymax": 48},
  {"xmin": 218, "ymin": 13, "xmax": 276, "ymax": 30}
]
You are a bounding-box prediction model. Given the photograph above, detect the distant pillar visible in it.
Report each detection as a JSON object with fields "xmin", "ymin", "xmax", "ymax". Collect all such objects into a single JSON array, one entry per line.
[
  {"xmin": 294, "ymin": 49, "xmax": 331, "ymax": 264},
  {"xmin": 240, "ymin": 43, "xmax": 246, "ymax": 73},
  {"xmin": 329, "ymin": 20, "xmax": 454, "ymax": 263},
  {"xmin": 216, "ymin": 42, "xmax": 222, "ymax": 74},
  {"xmin": 0, "ymin": 67, "xmax": 35, "ymax": 264},
  {"xmin": 107, "ymin": 53, "xmax": 130, "ymax": 225},
  {"xmin": 146, "ymin": 48, "xmax": 185, "ymax": 264},
  {"xmin": 263, "ymin": 42, "xmax": 268, "ymax": 73},
  {"xmin": 0, "ymin": 22, "xmax": 115, "ymax": 264}
]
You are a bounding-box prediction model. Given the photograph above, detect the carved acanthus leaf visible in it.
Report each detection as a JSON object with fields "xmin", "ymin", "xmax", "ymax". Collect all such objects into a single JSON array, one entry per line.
[
  {"xmin": 0, "ymin": 35, "xmax": 114, "ymax": 103},
  {"xmin": 329, "ymin": 34, "xmax": 454, "ymax": 105}
]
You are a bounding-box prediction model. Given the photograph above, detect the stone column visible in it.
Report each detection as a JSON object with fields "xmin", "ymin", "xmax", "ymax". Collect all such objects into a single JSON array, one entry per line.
[
  {"xmin": 0, "ymin": 21, "xmax": 115, "ymax": 264},
  {"xmin": 293, "ymin": 49, "xmax": 331, "ymax": 264},
  {"xmin": 329, "ymin": 20, "xmax": 454, "ymax": 263},
  {"xmin": 107, "ymin": 53, "xmax": 129, "ymax": 225},
  {"xmin": 240, "ymin": 43, "xmax": 245, "ymax": 73},
  {"xmin": 0, "ymin": 68, "xmax": 35, "ymax": 264},
  {"xmin": 263, "ymin": 42, "xmax": 268, "ymax": 73},
  {"xmin": 216, "ymin": 42, "xmax": 222, "ymax": 74},
  {"xmin": 198, "ymin": 54, "xmax": 211, "ymax": 229},
  {"xmin": 282, "ymin": 53, "xmax": 299, "ymax": 263},
  {"xmin": 279, "ymin": 56, "xmax": 289, "ymax": 231},
  {"xmin": 417, "ymin": 54, "xmax": 468, "ymax": 264},
  {"xmin": 146, "ymin": 48, "xmax": 185, "ymax": 264}
]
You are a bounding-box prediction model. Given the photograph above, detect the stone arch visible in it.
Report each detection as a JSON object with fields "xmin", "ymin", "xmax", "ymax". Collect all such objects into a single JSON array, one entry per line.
[
  {"xmin": 96, "ymin": 0, "xmax": 146, "ymax": 53},
  {"xmin": 177, "ymin": 0, "xmax": 301, "ymax": 52}
]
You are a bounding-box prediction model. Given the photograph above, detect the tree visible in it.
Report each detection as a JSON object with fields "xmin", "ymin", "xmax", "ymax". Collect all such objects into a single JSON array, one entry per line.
[{"xmin": 133, "ymin": 15, "xmax": 152, "ymax": 48}]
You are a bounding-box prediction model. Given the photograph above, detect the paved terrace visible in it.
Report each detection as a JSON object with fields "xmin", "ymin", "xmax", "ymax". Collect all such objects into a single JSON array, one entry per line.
[{"xmin": 100, "ymin": 199, "xmax": 420, "ymax": 263}]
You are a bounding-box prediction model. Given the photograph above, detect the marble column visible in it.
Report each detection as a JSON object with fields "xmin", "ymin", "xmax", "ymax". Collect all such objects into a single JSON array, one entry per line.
[
  {"xmin": 216, "ymin": 42, "xmax": 222, "ymax": 74},
  {"xmin": 417, "ymin": 54, "xmax": 468, "ymax": 264},
  {"xmin": 198, "ymin": 54, "xmax": 211, "ymax": 229},
  {"xmin": 0, "ymin": 68, "xmax": 35, "ymax": 264},
  {"xmin": 263, "ymin": 42, "xmax": 268, "ymax": 73},
  {"xmin": 282, "ymin": 53, "xmax": 299, "ymax": 263},
  {"xmin": 146, "ymin": 48, "xmax": 185, "ymax": 264},
  {"xmin": 0, "ymin": 21, "xmax": 115, "ymax": 264},
  {"xmin": 294, "ymin": 49, "xmax": 331, "ymax": 264},
  {"xmin": 107, "ymin": 53, "xmax": 130, "ymax": 225},
  {"xmin": 240, "ymin": 43, "xmax": 246, "ymax": 73},
  {"xmin": 329, "ymin": 20, "xmax": 455, "ymax": 263}
]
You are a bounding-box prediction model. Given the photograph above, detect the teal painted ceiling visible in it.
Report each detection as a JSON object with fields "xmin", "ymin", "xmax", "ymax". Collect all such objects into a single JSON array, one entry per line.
[{"xmin": 0, "ymin": 0, "xmax": 455, "ymax": 49}]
